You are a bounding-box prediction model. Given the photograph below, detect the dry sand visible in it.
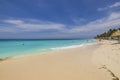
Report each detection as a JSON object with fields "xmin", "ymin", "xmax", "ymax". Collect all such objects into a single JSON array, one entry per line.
[
  {"xmin": 0, "ymin": 40, "xmax": 120, "ymax": 80},
  {"xmin": 92, "ymin": 40, "xmax": 120, "ymax": 80}
]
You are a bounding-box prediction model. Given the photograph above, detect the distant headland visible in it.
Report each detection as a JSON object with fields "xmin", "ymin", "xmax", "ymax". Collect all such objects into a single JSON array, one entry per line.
[{"xmin": 95, "ymin": 28, "xmax": 120, "ymax": 40}]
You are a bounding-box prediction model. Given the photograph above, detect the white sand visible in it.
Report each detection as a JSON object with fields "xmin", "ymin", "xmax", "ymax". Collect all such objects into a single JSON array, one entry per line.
[
  {"xmin": 92, "ymin": 40, "xmax": 120, "ymax": 79},
  {"xmin": 0, "ymin": 40, "xmax": 120, "ymax": 80}
]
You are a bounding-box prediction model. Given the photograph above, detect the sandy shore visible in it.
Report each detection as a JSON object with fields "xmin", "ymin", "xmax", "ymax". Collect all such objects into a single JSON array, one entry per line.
[
  {"xmin": 0, "ymin": 40, "xmax": 120, "ymax": 80},
  {"xmin": 92, "ymin": 40, "xmax": 120, "ymax": 80}
]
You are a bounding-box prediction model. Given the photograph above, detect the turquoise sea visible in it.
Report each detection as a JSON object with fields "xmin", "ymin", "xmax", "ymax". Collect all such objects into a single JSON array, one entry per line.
[{"xmin": 0, "ymin": 39, "xmax": 96, "ymax": 58}]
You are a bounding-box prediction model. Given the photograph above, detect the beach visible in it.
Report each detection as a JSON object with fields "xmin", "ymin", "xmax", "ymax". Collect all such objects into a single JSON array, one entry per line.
[{"xmin": 0, "ymin": 40, "xmax": 120, "ymax": 80}]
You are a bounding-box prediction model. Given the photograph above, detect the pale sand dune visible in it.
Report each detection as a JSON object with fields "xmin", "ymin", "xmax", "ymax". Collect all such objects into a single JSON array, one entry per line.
[{"xmin": 0, "ymin": 41, "xmax": 119, "ymax": 80}]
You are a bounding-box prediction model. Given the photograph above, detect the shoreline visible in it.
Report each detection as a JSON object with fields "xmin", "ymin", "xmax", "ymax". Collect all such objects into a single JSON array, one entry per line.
[
  {"xmin": 0, "ymin": 39, "xmax": 95, "ymax": 59},
  {"xmin": 0, "ymin": 40, "xmax": 120, "ymax": 80},
  {"xmin": 0, "ymin": 41, "xmax": 98, "ymax": 60}
]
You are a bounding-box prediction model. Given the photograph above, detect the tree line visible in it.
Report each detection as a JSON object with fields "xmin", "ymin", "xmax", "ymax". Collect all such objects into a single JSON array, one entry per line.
[{"xmin": 94, "ymin": 28, "xmax": 120, "ymax": 39}]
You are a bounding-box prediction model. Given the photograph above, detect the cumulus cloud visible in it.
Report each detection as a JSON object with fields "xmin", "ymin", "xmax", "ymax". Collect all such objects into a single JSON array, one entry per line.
[{"xmin": 97, "ymin": 1, "xmax": 120, "ymax": 11}]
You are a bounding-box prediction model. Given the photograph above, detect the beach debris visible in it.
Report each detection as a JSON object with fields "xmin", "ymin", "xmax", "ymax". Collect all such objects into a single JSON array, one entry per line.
[
  {"xmin": 0, "ymin": 57, "xmax": 9, "ymax": 62},
  {"xmin": 99, "ymin": 65, "xmax": 119, "ymax": 80}
]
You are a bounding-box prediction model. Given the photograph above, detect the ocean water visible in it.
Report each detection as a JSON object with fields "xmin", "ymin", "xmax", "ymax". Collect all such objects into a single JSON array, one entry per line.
[{"xmin": 0, "ymin": 39, "xmax": 96, "ymax": 58}]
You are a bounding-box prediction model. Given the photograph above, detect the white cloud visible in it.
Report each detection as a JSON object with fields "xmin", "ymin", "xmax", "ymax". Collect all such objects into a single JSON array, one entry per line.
[
  {"xmin": 97, "ymin": 7, "xmax": 107, "ymax": 11},
  {"xmin": 4, "ymin": 19, "xmax": 23, "ymax": 24},
  {"xmin": 68, "ymin": 12, "xmax": 120, "ymax": 34},
  {"xmin": 0, "ymin": 12, "xmax": 120, "ymax": 38},
  {"xmin": 2, "ymin": 19, "xmax": 65, "ymax": 32},
  {"xmin": 108, "ymin": 12, "xmax": 120, "ymax": 20},
  {"xmin": 0, "ymin": 27, "xmax": 16, "ymax": 33},
  {"xmin": 109, "ymin": 2, "xmax": 120, "ymax": 8},
  {"xmin": 97, "ymin": 1, "xmax": 120, "ymax": 11},
  {"xmin": 72, "ymin": 18, "xmax": 86, "ymax": 24}
]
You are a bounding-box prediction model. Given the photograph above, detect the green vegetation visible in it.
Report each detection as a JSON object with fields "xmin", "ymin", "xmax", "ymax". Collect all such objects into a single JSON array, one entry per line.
[{"xmin": 95, "ymin": 28, "xmax": 120, "ymax": 39}]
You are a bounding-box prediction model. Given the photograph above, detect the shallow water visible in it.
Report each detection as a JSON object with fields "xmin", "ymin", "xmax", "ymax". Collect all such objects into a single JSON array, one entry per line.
[{"xmin": 0, "ymin": 39, "xmax": 96, "ymax": 58}]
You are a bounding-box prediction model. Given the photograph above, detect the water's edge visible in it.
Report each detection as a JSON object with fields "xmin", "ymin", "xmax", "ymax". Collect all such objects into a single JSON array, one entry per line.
[{"xmin": 0, "ymin": 39, "xmax": 98, "ymax": 59}]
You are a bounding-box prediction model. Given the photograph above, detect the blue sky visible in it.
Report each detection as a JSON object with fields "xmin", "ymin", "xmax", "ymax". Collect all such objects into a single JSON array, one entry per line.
[{"xmin": 0, "ymin": 0, "xmax": 120, "ymax": 39}]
